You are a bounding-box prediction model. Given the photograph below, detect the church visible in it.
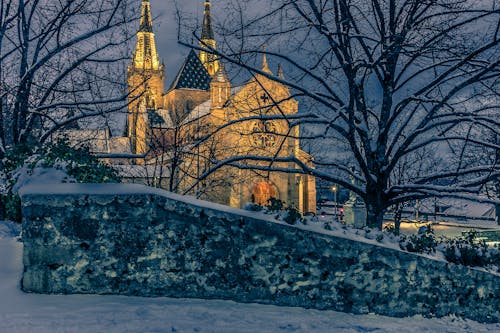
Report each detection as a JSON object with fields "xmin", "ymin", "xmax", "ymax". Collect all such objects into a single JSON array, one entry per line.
[{"xmin": 104, "ymin": 0, "xmax": 316, "ymax": 213}]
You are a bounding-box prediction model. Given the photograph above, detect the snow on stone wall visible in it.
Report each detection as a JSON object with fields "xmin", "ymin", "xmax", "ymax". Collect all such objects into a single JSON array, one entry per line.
[{"xmin": 20, "ymin": 184, "xmax": 499, "ymax": 323}]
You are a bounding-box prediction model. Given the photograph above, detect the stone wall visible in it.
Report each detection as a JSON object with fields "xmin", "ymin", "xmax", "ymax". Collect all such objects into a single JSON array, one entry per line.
[{"xmin": 20, "ymin": 184, "xmax": 499, "ymax": 323}]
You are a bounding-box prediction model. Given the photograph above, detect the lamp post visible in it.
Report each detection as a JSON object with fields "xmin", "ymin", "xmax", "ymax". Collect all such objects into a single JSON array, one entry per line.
[
  {"xmin": 332, "ymin": 185, "xmax": 338, "ymax": 222},
  {"xmin": 415, "ymin": 199, "xmax": 419, "ymax": 222}
]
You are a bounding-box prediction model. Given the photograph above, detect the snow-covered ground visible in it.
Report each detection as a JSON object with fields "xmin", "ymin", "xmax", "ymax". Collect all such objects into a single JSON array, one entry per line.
[{"xmin": 0, "ymin": 221, "xmax": 499, "ymax": 332}]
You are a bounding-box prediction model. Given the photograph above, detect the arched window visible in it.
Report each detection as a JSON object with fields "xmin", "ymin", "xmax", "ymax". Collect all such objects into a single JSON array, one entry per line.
[{"xmin": 251, "ymin": 181, "xmax": 278, "ymax": 206}]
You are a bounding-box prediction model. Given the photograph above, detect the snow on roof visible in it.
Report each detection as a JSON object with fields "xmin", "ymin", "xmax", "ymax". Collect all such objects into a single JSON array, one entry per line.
[
  {"xmin": 230, "ymin": 85, "xmax": 244, "ymax": 96},
  {"xmin": 112, "ymin": 165, "xmax": 170, "ymax": 178},
  {"xmin": 107, "ymin": 137, "xmax": 131, "ymax": 154},
  {"xmin": 442, "ymin": 200, "xmax": 495, "ymax": 218},
  {"xmin": 154, "ymin": 109, "xmax": 174, "ymax": 128},
  {"xmin": 419, "ymin": 197, "xmax": 495, "ymax": 218},
  {"xmin": 58, "ymin": 129, "xmax": 132, "ymax": 155},
  {"xmin": 182, "ymin": 100, "xmax": 211, "ymax": 125},
  {"xmin": 57, "ymin": 129, "xmax": 110, "ymax": 152},
  {"xmin": 154, "ymin": 100, "xmax": 212, "ymax": 130}
]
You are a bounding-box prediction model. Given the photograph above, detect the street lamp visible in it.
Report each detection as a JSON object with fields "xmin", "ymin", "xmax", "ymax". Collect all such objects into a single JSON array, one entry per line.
[{"xmin": 332, "ymin": 185, "xmax": 338, "ymax": 222}]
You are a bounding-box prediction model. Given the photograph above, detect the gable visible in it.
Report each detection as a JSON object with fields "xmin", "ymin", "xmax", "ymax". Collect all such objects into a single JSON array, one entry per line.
[
  {"xmin": 168, "ymin": 49, "xmax": 211, "ymax": 91},
  {"xmin": 229, "ymin": 74, "xmax": 297, "ymax": 116}
]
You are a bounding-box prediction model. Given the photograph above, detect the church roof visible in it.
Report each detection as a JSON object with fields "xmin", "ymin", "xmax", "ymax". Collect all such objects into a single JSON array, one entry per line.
[
  {"xmin": 183, "ymin": 100, "xmax": 212, "ymax": 125},
  {"xmin": 168, "ymin": 49, "xmax": 211, "ymax": 91}
]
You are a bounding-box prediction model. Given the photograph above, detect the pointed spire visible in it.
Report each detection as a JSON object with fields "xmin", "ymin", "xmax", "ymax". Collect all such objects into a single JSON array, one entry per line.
[
  {"xmin": 202, "ymin": 1, "xmax": 214, "ymax": 40},
  {"xmin": 261, "ymin": 44, "xmax": 272, "ymax": 74},
  {"xmin": 199, "ymin": 0, "xmax": 219, "ymax": 76},
  {"xmin": 139, "ymin": 0, "xmax": 153, "ymax": 33},
  {"xmin": 133, "ymin": 0, "xmax": 160, "ymax": 70},
  {"xmin": 277, "ymin": 64, "xmax": 285, "ymax": 79},
  {"xmin": 213, "ymin": 62, "xmax": 228, "ymax": 82}
]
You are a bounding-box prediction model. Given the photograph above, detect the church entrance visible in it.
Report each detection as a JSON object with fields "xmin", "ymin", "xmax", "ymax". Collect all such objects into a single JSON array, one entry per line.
[{"xmin": 251, "ymin": 181, "xmax": 278, "ymax": 206}]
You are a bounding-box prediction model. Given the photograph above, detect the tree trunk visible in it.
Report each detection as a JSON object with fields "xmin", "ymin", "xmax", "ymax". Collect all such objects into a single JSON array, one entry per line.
[
  {"xmin": 366, "ymin": 206, "xmax": 385, "ymax": 229},
  {"xmin": 394, "ymin": 204, "xmax": 402, "ymax": 235},
  {"xmin": 365, "ymin": 184, "xmax": 387, "ymax": 229}
]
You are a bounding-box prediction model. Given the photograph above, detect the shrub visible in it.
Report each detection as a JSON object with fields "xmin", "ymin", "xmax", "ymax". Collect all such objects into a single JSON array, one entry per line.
[
  {"xmin": 243, "ymin": 197, "xmax": 304, "ymax": 225},
  {"xmin": 42, "ymin": 139, "xmax": 120, "ymax": 183},
  {"xmin": 244, "ymin": 202, "xmax": 264, "ymax": 211},
  {"xmin": 0, "ymin": 138, "xmax": 120, "ymax": 223},
  {"xmin": 399, "ymin": 225, "xmax": 437, "ymax": 254},
  {"xmin": 0, "ymin": 194, "xmax": 22, "ymax": 223},
  {"xmin": 441, "ymin": 231, "xmax": 500, "ymax": 269},
  {"xmin": 266, "ymin": 197, "xmax": 284, "ymax": 212},
  {"xmin": 383, "ymin": 223, "xmax": 397, "ymax": 235},
  {"xmin": 284, "ymin": 206, "xmax": 302, "ymax": 225},
  {"xmin": 1, "ymin": 142, "xmax": 36, "ymax": 174}
]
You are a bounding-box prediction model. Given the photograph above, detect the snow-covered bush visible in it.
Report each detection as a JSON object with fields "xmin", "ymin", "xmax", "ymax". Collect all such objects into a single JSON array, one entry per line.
[
  {"xmin": 244, "ymin": 197, "xmax": 303, "ymax": 225},
  {"xmin": 41, "ymin": 139, "xmax": 120, "ymax": 184},
  {"xmin": 283, "ymin": 206, "xmax": 302, "ymax": 225},
  {"xmin": 0, "ymin": 195, "xmax": 21, "ymax": 223},
  {"xmin": 243, "ymin": 202, "xmax": 264, "ymax": 211},
  {"xmin": 0, "ymin": 139, "xmax": 120, "ymax": 222},
  {"xmin": 395, "ymin": 227, "xmax": 499, "ymax": 271},
  {"xmin": 441, "ymin": 231, "xmax": 500, "ymax": 271},
  {"xmin": 398, "ymin": 225, "xmax": 438, "ymax": 254},
  {"xmin": 266, "ymin": 197, "xmax": 284, "ymax": 212}
]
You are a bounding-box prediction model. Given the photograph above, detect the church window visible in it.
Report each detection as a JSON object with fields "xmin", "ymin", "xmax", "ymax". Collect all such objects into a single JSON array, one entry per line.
[
  {"xmin": 251, "ymin": 181, "xmax": 277, "ymax": 206},
  {"xmin": 251, "ymin": 121, "xmax": 278, "ymax": 148}
]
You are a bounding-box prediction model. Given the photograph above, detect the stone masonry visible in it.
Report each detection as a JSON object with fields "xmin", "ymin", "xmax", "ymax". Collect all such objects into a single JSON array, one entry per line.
[{"xmin": 20, "ymin": 184, "xmax": 499, "ymax": 323}]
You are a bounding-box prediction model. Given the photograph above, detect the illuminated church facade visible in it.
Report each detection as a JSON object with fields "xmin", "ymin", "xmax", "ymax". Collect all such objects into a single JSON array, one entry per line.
[{"xmin": 125, "ymin": 0, "xmax": 316, "ymax": 213}]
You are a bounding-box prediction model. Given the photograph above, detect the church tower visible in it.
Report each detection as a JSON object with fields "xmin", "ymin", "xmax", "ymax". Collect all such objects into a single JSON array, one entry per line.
[
  {"xmin": 128, "ymin": 0, "xmax": 165, "ymax": 156},
  {"xmin": 210, "ymin": 63, "xmax": 230, "ymax": 114},
  {"xmin": 199, "ymin": 1, "xmax": 220, "ymax": 76}
]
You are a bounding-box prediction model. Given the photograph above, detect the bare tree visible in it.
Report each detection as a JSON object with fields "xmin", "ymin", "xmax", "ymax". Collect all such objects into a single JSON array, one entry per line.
[
  {"xmin": 0, "ymin": 0, "xmax": 136, "ymax": 159},
  {"xmin": 135, "ymin": 98, "xmax": 232, "ymax": 202},
  {"xmin": 388, "ymin": 146, "xmax": 443, "ymax": 233},
  {"xmin": 454, "ymin": 125, "xmax": 500, "ymax": 224},
  {"xmin": 182, "ymin": 0, "xmax": 499, "ymax": 228}
]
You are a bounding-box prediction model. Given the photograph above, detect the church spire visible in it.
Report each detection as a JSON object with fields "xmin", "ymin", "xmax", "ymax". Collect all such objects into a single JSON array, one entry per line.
[
  {"xmin": 199, "ymin": 0, "xmax": 219, "ymax": 76},
  {"xmin": 128, "ymin": 0, "xmax": 165, "ymax": 159},
  {"xmin": 261, "ymin": 44, "xmax": 272, "ymax": 74},
  {"xmin": 139, "ymin": 0, "xmax": 153, "ymax": 32},
  {"xmin": 277, "ymin": 64, "xmax": 285, "ymax": 79},
  {"xmin": 133, "ymin": 0, "xmax": 160, "ymax": 71},
  {"xmin": 202, "ymin": 1, "xmax": 214, "ymax": 40}
]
